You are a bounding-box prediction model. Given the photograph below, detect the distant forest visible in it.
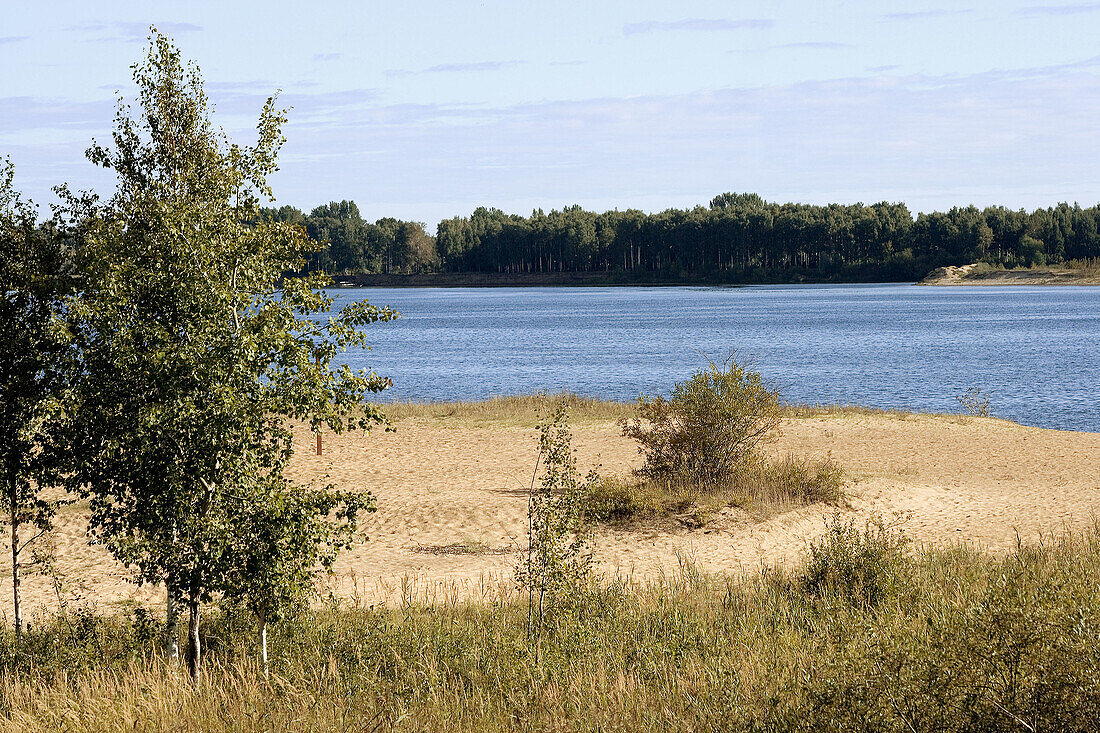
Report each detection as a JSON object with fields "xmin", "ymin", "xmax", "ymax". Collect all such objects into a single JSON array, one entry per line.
[{"xmin": 264, "ymin": 193, "xmax": 1100, "ymax": 282}]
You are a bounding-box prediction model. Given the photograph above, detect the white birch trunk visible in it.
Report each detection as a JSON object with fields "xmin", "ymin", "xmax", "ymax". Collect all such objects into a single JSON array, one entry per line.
[
  {"xmin": 186, "ymin": 592, "xmax": 201, "ymax": 683},
  {"xmin": 10, "ymin": 500, "xmax": 21, "ymax": 641},
  {"xmin": 165, "ymin": 583, "xmax": 180, "ymax": 669}
]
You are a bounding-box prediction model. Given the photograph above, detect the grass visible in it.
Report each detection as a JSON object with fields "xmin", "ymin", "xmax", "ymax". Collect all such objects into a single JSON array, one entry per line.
[
  {"xmin": 1066, "ymin": 257, "xmax": 1100, "ymax": 273},
  {"xmin": 410, "ymin": 540, "xmax": 510, "ymax": 556},
  {"xmin": 382, "ymin": 393, "xmax": 634, "ymax": 426},
  {"xmin": 380, "ymin": 394, "xmax": 960, "ymax": 428},
  {"xmin": 583, "ymin": 454, "xmax": 845, "ymax": 525},
  {"xmin": 3, "ymin": 522, "xmax": 1100, "ymax": 731}
]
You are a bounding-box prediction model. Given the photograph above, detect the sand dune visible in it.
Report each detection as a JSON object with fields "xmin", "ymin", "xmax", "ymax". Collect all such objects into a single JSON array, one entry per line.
[{"xmin": 3, "ymin": 410, "xmax": 1099, "ymax": 616}]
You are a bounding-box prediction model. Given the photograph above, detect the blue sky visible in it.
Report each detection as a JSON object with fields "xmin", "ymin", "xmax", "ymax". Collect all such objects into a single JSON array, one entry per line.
[{"xmin": 2, "ymin": 1, "xmax": 1099, "ymax": 226}]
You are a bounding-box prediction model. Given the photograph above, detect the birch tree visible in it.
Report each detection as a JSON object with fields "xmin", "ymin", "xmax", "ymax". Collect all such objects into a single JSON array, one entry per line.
[
  {"xmin": 515, "ymin": 400, "xmax": 597, "ymax": 647},
  {"xmin": 217, "ymin": 476, "xmax": 369, "ymax": 676},
  {"xmin": 0, "ymin": 160, "xmax": 73, "ymax": 642},
  {"xmin": 61, "ymin": 30, "xmax": 394, "ymax": 681}
]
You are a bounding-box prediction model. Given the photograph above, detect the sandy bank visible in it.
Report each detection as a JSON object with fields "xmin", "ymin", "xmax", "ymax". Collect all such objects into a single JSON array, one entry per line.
[
  {"xmin": 920, "ymin": 262, "xmax": 1100, "ymax": 285},
  {"xmin": 4, "ymin": 409, "xmax": 1098, "ymax": 613}
]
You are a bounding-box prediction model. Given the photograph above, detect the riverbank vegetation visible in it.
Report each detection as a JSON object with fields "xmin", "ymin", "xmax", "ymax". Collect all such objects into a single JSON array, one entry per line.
[
  {"xmin": 583, "ymin": 454, "xmax": 844, "ymax": 525},
  {"xmin": 385, "ymin": 393, "xmax": 928, "ymax": 427},
  {"xmin": 2, "ymin": 521, "xmax": 1098, "ymax": 731},
  {"xmin": 596, "ymin": 358, "xmax": 843, "ymax": 524},
  {"xmin": 274, "ymin": 191, "xmax": 1100, "ymax": 285}
]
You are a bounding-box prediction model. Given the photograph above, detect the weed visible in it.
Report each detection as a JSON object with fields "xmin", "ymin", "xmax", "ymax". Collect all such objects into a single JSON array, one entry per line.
[
  {"xmin": 955, "ymin": 386, "xmax": 992, "ymax": 417},
  {"xmin": 3, "ymin": 528, "xmax": 1100, "ymax": 729}
]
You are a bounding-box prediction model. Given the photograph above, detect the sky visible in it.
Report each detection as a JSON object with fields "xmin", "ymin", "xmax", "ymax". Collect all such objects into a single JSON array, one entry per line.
[{"xmin": 2, "ymin": 1, "xmax": 1099, "ymax": 227}]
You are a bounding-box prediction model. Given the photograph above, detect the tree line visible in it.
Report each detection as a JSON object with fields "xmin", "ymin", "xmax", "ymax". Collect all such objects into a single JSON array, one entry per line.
[{"xmin": 289, "ymin": 192, "xmax": 1100, "ymax": 281}]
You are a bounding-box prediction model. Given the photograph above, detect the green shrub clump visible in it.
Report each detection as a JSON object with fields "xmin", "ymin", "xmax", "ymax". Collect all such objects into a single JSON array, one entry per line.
[
  {"xmin": 621, "ymin": 356, "xmax": 781, "ymax": 486},
  {"xmin": 800, "ymin": 512, "xmax": 911, "ymax": 607}
]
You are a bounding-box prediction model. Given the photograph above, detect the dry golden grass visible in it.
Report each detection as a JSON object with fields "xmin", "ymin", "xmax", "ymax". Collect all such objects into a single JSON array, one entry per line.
[
  {"xmin": 3, "ymin": 526, "xmax": 1100, "ymax": 731},
  {"xmin": 382, "ymin": 392, "xmax": 634, "ymax": 426},
  {"xmin": 381, "ymin": 394, "xmax": 952, "ymax": 427}
]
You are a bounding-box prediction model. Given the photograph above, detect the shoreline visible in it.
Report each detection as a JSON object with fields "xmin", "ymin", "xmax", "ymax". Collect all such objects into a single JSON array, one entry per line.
[
  {"xmin": 919, "ymin": 263, "xmax": 1100, "ymax": 286},
  {"xmin": 379, "ymin": 395, "xmax": 1095, "ymax": 435},
  {"xmin": 329, "ymin": 272, "xmax": 911, "ymax": 288},
  {"xmin": 331, "ymin": 268, "xmax": 1100, "ymax": 288}
]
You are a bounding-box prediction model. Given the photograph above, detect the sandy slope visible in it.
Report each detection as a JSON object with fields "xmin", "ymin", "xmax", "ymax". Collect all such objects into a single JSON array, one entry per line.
[
  {"xmin": 920, "ymin": 263, "xmax": 1100, "ymax": 285},
  {"xmin": 3, "ymin": 411, "xmax": 1099, "ymax": 616}
]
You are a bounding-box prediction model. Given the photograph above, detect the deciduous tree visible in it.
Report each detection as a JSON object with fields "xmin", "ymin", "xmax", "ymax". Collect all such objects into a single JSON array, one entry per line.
[
  {"xmin": 0, "ymin": 160, "xmax": 73, "ymax": 641},
  {"xmin": 60, "ymin": 30, "xmax": 395, "ymax": 680}
]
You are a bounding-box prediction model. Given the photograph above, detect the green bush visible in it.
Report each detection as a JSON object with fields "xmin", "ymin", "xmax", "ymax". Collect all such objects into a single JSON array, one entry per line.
[
  {"xmin": 801, "ymin": 513, "xmax": 911, "ymax": 607},
  {"xmin": 621, "ymin": 356, "xmax": 781, "ymax": 486}
]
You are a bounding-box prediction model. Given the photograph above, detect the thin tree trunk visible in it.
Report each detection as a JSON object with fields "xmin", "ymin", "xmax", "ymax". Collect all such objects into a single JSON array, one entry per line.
[
  {"xmin": 260, "ymin": 614, "xmax": 269, "ymax": 679},
  {"xmin": 165, "ymin": 582, "xmax": 180, "ymax": 669},
  {"xmin": 10, "ymin": 498, "xmax": 21, "ymax": 642},
  {"xmin": 186, "ymin": 590, "xmax": 201, "ymax": 683}
]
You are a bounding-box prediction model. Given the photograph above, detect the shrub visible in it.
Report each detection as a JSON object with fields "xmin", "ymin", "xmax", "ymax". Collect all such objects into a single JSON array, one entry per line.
[
  {"xmin": 955, "ymin": 386, "xmax": 991, "ymax": 417},
  {"xmin": 801, "ymin": 513, "xmax": 910, "ymax": 607},
  {"xmin": 621, "ymin": 356, "xmax": 781, "ymax": 486}
]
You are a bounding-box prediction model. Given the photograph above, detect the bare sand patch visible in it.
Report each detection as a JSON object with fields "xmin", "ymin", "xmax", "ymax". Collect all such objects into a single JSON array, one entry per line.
[
  {"xmin": 3, "ymin": 411, "xmax": 1098, "ymax": 614},
  {"xmin": 920, "ymin": 262, "xmax": 1100, "ymax": 285}
]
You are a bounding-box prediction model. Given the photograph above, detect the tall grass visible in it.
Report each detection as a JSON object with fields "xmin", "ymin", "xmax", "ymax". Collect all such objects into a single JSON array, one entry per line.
[{"xmin": 4, "ymin": 523, "xmax": 1100, "ymax": 731}]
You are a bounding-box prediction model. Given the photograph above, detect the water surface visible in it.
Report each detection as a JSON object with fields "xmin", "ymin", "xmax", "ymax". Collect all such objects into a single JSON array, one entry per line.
[{"xmin": 332, "ymin": 284, "xmax": 1099, "ymax": 432}]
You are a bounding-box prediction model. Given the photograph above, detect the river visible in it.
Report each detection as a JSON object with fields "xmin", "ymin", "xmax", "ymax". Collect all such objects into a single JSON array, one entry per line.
[{"xmin": 331, "ymin": 284, "xmax": 1099, "ymax": 432}]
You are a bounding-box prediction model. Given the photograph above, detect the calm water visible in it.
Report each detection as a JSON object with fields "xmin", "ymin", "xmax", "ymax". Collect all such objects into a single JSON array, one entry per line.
[{"xmin": 331, "ymin": 284, "xmax": 1099, "ymax": 432}]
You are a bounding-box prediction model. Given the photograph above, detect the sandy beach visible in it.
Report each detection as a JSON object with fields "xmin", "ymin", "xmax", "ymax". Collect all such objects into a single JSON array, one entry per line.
[{"xmin": 4, "ymin": 409, "xmax": 1099, "ymax": 616}]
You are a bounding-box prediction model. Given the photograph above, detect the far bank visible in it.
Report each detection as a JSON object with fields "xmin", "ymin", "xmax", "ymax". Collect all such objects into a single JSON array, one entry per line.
[
  {"xmin": 330, "ymin": 271, "xmax": 912, "ymax": 288},
  {"xmin": 919, "ymin": 262, "xmax": 1100, "ymax": 286}
]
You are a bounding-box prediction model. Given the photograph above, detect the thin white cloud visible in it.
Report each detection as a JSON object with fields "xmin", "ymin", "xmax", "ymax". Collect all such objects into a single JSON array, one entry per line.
[
  {"xmin": 0, "ymin": 36, "xmax": 29, "ymax": 44},
  {"xmin": 313, "ymin": 53, "xmax": 342, "ymax": 62},
  {"xmin": 773, "ymin": 42, "xmax": 850, "ymax": 50},
  {"xmin": 249, "ymin": 59, "xmax": 1100, "ymax": 222},
  {"xmin": 386, "ymin": 61, "xmax": 523, "ymax": 78},
  {"xmin": 65, "ymin": 21, "xmax": 202, "ymax": 43},
  {"xmin": 1019, "ymin": 2, "xmax": 1100, "ymax": 14},
  {"xmin": 206, "ymin": 80, "xmax": 278, "ymax": 92},
  {"xmin": 866, "ymin": 64, "xmax": 901, "ymax": 72},
  {"xmin": 880, "ymin": 9, "xmax": 972, "ymax": 21},
  {"xmin": 623, "ymin": 18, "xmax": 774, "ymax": 36},
  {"xmin": 8, "ymin": 57, "xmax": 1100, "ymax": 222}
]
